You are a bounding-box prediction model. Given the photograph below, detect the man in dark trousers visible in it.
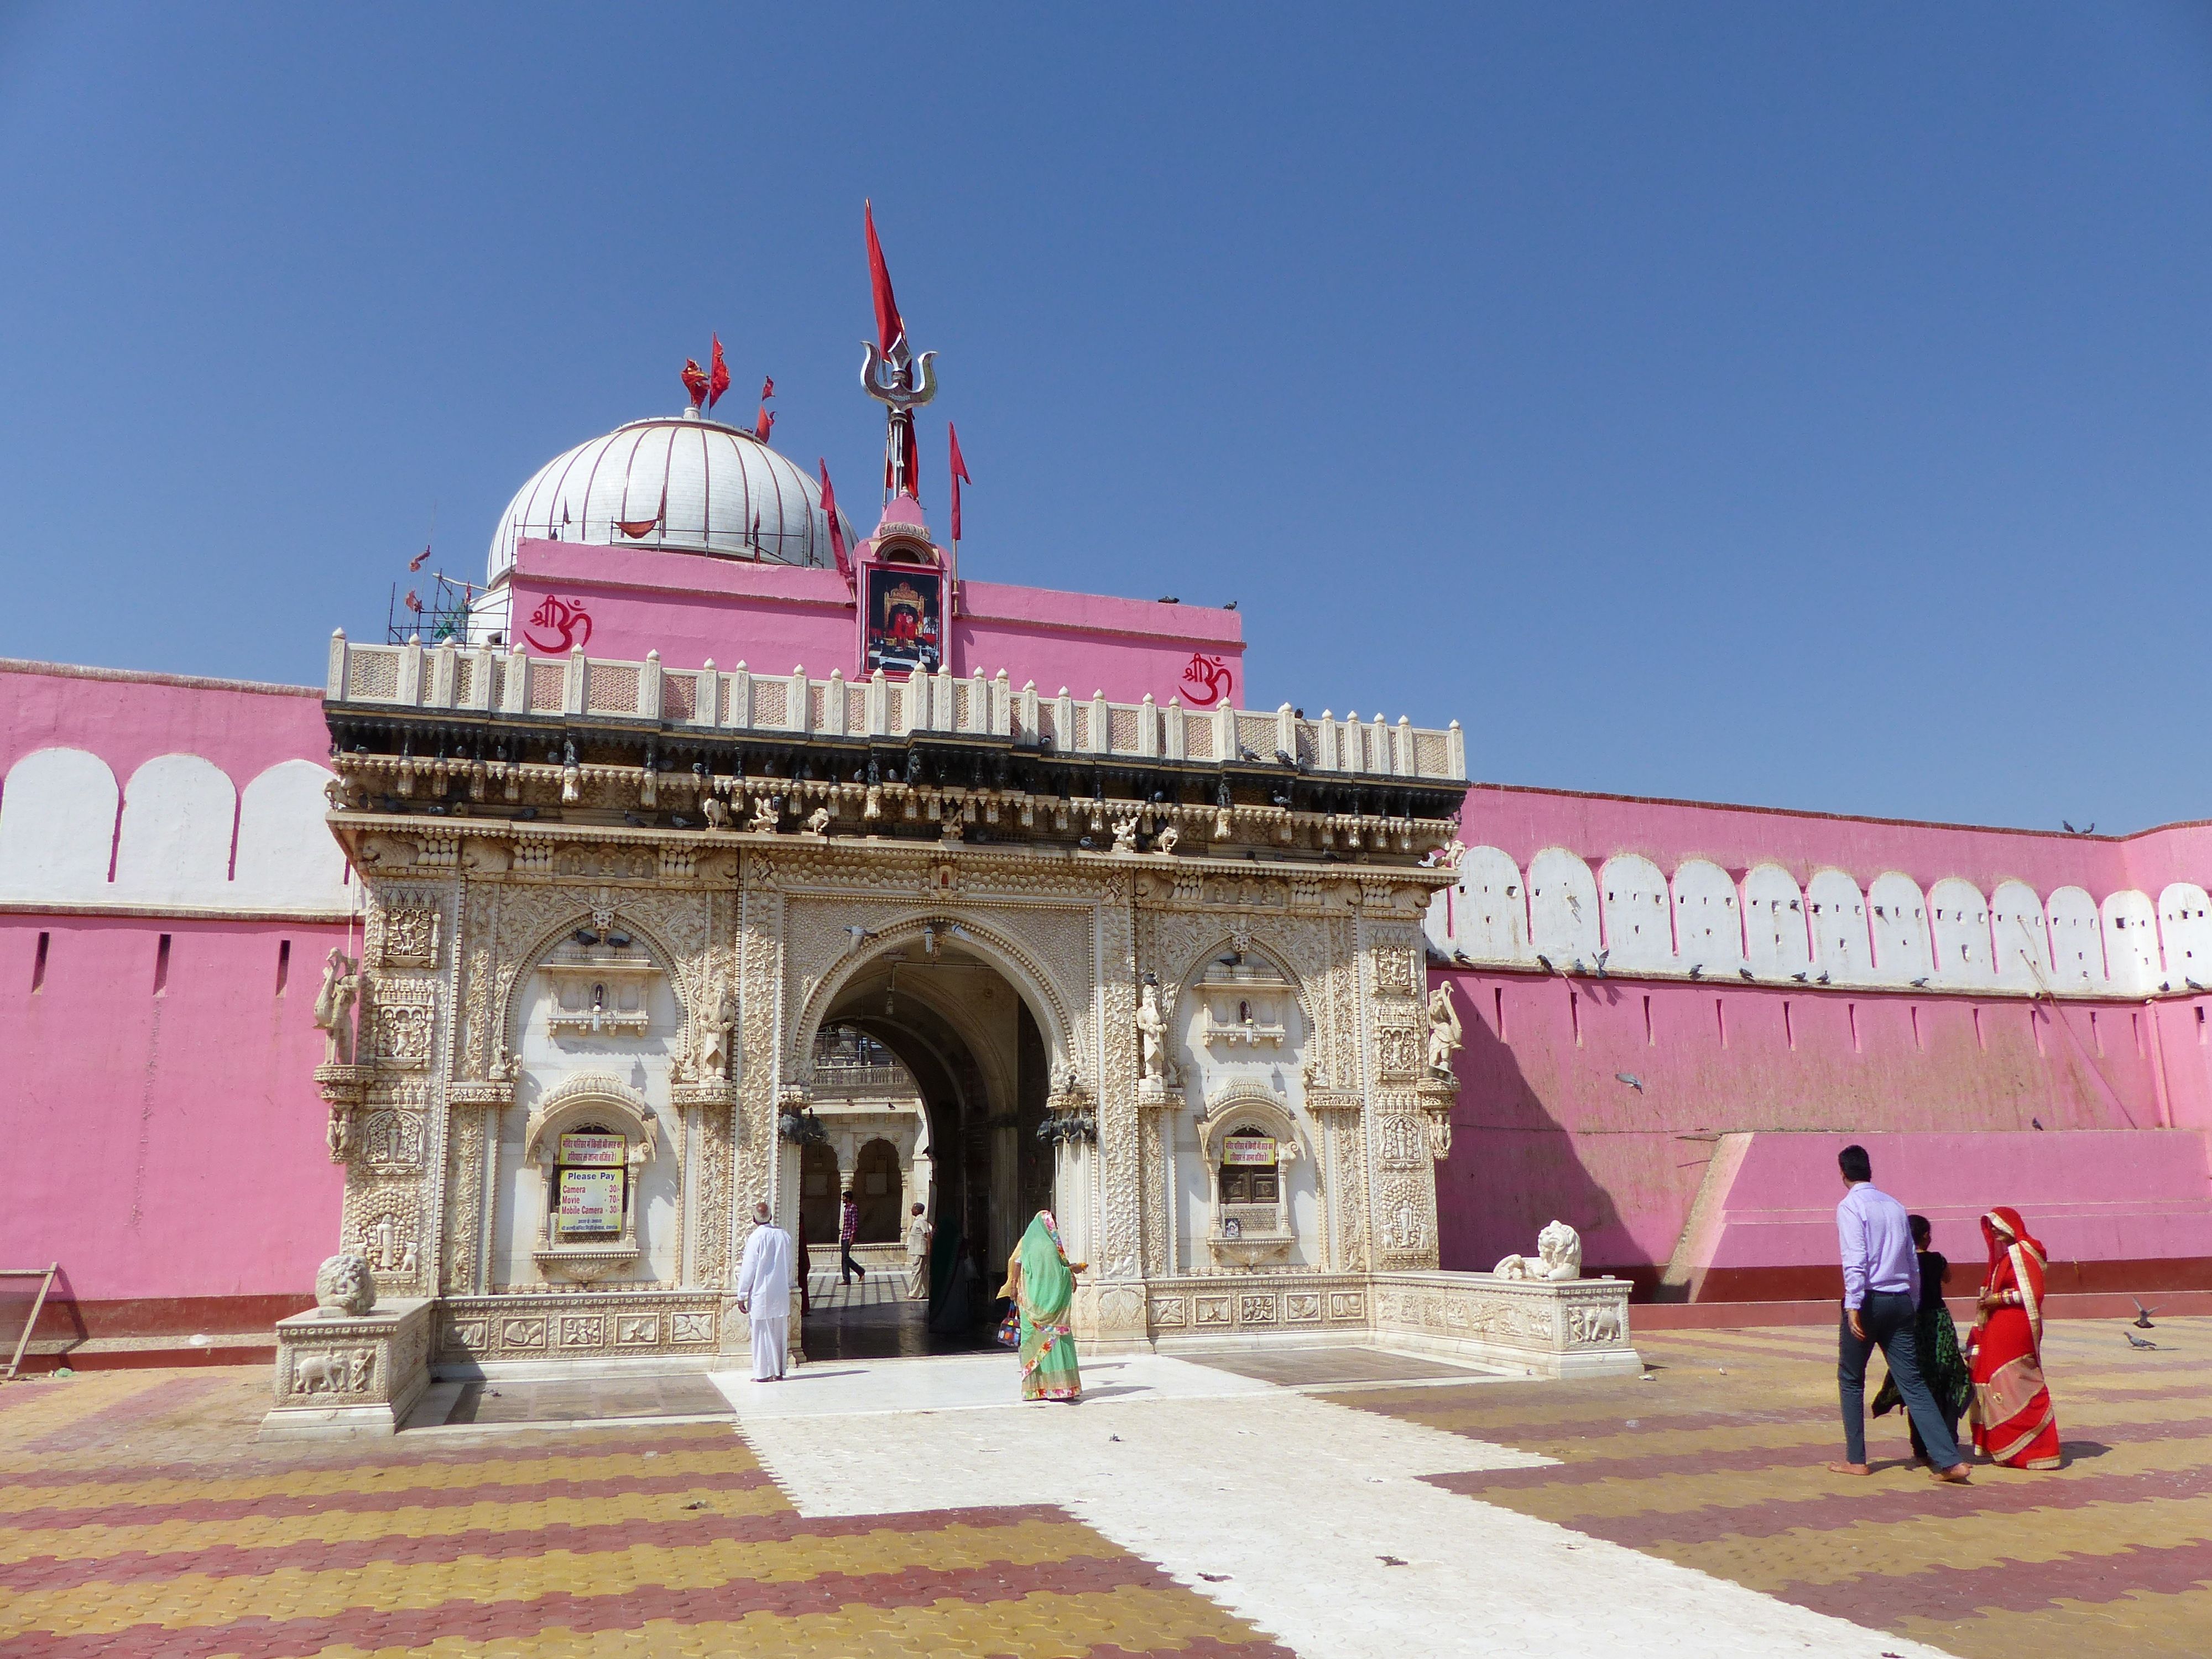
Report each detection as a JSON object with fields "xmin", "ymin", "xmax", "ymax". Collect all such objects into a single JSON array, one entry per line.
[
  {"xmin": 1830, "ymin": 1144, "xmax": 1972, "ymax": 1483},
  {"xmin": 838, "ymin": 1188, "xmax": 864, "ymax": 1286}
]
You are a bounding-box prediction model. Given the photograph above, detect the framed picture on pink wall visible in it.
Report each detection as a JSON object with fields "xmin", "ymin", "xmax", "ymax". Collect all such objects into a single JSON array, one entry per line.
[{"xmin": 864, "ymin": 566, "xmax": 944, "ymax": 677}]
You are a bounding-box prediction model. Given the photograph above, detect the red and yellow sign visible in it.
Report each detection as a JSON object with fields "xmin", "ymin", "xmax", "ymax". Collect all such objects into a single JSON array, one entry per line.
[
  {"xmin": 558, "ymin": 1132, "xmax": 627, "ymax": 1167},
  {"xmin": 558, "ymin": 1167, "xmax": 624, "ymax": 1234},
  {"xmin": 1223, "ymin": 1135, "xmax": 1277, "ymax": 1166}
]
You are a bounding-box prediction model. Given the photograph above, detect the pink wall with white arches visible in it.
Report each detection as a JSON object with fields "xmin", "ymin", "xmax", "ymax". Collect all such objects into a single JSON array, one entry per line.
[{"xmin": 1429, "ymin": 780, "xmax": 2212, "ymax": 1293}]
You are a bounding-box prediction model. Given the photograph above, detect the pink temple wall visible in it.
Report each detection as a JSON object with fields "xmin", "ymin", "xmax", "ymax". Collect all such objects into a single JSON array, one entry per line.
[
  {"xmin": 503, "ymin": 540, "xmax": 1245, "ymax": 709},
  {"xmin": 0, "ymin": 662, "xmax": 348, "ymax": 1338},
  {"xmin": 0, "ymin": 916, "xmax": 346, "ymax": 1333},
  {"xmin": 1433, "ymin": 780, "xmax": 2212, "ymax": 1296}
]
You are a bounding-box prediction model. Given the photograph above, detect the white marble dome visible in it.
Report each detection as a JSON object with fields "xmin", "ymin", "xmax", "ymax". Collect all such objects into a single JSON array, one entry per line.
[{"xmin": 487, "ymin": 411, "xmax": 850, "ymax": 581}]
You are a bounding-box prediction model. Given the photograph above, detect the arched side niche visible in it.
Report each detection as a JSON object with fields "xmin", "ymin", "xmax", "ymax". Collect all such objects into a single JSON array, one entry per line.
[
  {"xmin": 495, "ymin": 907, "xmax": 692, "ymax": 1072},
  {"xmin": 492, "ymin": 919, "xmax": 687, "ymax": 1293},
  {"xmin": 788, "ymin": 910, "xmax": 1077, "ymax": 1087},
  {"xmin": 519, "ymin": 1071, "xmax": 660, "ymax": 1284},
  {"xmin": 1193, "ymin": 1080, "xmax": 1307, "ymax": 1270}
]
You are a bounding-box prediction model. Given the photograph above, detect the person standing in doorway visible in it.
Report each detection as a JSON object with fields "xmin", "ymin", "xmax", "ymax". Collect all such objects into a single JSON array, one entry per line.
[
  {"xmin": 839, "ymin": 1188, "xmax": 864, "ymax": 1286},
  {"xmin": 1829, "ymin": 1144, "xmax": 1971, "ymax": 1483},
  {"xmin": 904, "ymin": 1202, "xmax": 932, "ymax": 1301},
  {"xmin": 735, "ymin": 1201, "xmax": 794, "ymax": 1382}
]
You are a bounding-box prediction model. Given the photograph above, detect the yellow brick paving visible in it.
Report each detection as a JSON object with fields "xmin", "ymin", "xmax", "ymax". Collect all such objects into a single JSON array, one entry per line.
[
  {"xmin": 1337, "ymin": 1315, "xmax": 2212, "ymax": 1658},
  {"xmin": 0, "ymin": 1369, "xmax": 1289, "ymax": 1658}
]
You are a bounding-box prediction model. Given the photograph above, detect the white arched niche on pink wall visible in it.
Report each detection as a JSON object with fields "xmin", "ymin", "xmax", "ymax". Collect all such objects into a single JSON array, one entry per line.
[
  {"xmin": 234, "ymin": 760, "xmax": 351, "ymax": 911},
  {"xmin": 1671, "ymin": 859, "xmax": 1745, "ymax": 972},
  {"xmin": 1598, "ymin": 853, "xmax": 1672, "ymax": 972},
  {"xmin": 1526, "ymin": 847, "xmax": 1599, "ymax": 964},
  {"xmin": 2101, "ymin": 890, "xmax": 2160, "ymax": 995},
  {"xmin": 1806, "ymin": 869, "xmax": 1872, "ymax": 982},
  {"xmin": 111, "ymin": 754, "xmax": 238, "ymax": 909},
  {"xmin": 1443, "ymin": 845, "xmax": 1533, "ymax": 965},
  {"xmin": 1742, "ymin": 864, "xmax": 1809, "ymax": 979},
  {"xmin": 0, "ymin": 747, "xmax": 120, "ymax": 905},
  {"xmin": 2043, "ymin": 886, "xmax": 2105, "ymax": 990},
  {"xmin": 1866, "ymin": 872, "xmax": 1934, "ymax": 982},
  {"xmin": 1928, "ymin": 878, "xmax": 1995, "ymax": 989},
  {"xmin": 2158, "ymin": 883, "xmax": 2212, "ymax": 990},
  {"xmin": 1990, "ymin": 880, "xmax": 2052, "ymax": 992}
]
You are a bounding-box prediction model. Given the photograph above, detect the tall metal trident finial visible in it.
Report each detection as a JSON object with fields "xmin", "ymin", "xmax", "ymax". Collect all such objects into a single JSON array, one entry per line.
[{"xmin": 859, "ymin": 202, "xmax": 936, "ymax": 503}]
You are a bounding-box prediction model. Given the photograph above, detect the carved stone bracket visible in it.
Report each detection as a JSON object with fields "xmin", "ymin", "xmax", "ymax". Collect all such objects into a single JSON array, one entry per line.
[
  {"xmin": 314, "ymin": 1064, "xmax": 375, "ymax": 1165},
  {"xmin": 1414, "ymin": 1076, "xmax": 1458, "ymax": 1161}
]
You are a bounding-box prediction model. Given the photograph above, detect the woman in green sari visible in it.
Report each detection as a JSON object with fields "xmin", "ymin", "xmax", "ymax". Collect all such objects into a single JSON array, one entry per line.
[{"xmin": 1000, "ymin": 1210, "xmax": 1084, "ymax": 1402}]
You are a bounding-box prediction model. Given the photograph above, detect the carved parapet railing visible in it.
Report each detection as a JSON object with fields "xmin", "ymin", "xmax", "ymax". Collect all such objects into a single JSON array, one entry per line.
[{"xmin": 325, "ymin": 633, "xmax": 1468, "ymax": 782}]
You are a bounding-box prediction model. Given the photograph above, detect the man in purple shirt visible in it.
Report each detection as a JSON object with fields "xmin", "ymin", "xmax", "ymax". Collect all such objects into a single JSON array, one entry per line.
[{"xmin": 1831, "ymin": 1145, "xmax": 1971, "ymax": 1483}]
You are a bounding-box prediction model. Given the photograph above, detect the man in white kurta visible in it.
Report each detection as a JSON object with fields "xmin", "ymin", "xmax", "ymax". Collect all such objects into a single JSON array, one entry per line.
[{"xmin": 735, "ymin": 1202, "xmax": 794, "ymax": 1381}]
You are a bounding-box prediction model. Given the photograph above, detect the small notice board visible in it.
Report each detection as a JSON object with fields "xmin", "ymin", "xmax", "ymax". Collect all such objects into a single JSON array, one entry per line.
[
  {"xmin": 558, "ymin": 1168, "xmax": 624, "ymax": 1235},
  {"xmin": 1222, "ymin": 1135, "xmax": 1278, "ymax": 1166}
]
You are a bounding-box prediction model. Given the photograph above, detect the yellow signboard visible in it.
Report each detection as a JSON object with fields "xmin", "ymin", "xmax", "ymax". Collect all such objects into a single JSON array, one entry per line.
[
  {"xmin": 558, "ymin": 1167, "xmax": 624, "ymax": 1234},
  {"xmin": 1223, "ymin": 1135, "xmax": 1277, "ymax": 1166},
  {"xmin": 559, "ymin": 1132, "xmax": 627, "ymax": 1167}
]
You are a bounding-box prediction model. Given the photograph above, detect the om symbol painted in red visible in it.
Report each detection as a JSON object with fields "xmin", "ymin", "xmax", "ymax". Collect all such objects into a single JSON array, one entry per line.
[
  {"xmin": 524, "ymin": 596, "xmax": 592, "ymax": 653},
  {"xmin": 1180, "ymin": 651, "xmax": 1233, "ymax": 708}
]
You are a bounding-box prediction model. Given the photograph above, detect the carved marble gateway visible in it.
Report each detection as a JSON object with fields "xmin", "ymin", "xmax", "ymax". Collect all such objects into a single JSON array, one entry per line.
[{"xmin": 285, "ymin": 629, "xmax": 1627, "ymax": 1386}]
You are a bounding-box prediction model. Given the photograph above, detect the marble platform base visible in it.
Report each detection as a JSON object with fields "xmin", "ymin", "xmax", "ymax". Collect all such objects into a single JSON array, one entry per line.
[
  {"xmin": 260, "ymin": 1298, "xmax": 434, "ymax": 1441},
  {"xmin": 1370, "ymin": 1271, "xmax": 1642, "ymax": 1379}
]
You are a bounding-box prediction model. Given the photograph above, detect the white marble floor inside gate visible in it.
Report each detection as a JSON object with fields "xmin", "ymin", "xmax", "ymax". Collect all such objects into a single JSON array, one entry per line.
[{"xmin": 711, "ymin": 1348, "xmax": 1953, "ymax": 1659}]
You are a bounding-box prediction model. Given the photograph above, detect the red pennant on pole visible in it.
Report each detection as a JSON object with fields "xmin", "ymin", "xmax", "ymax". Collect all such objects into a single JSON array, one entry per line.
[
  {"xmin": 754, "ymin": 406, "xmax": 776, "ymax": 443},
  {"xmin": 864, "ymin": 200, "xmax": 906, "ymax": 355},
  {"xmin": 706, "ymin": 336, "xmax": 731, "ymax": 409},
  {"xmin": 760, "ymin": 375, "xmax": 775, "ymax": 401},
  {"xmin": 948, "ymin": 424, "xmax": 971, "ymax": 544},
  {"xmin": 680, "ymin": 358, "xmax": 709, "ymax": 408},
  {"xmin": 818, "ymin": 459, "xmax": 852, "ymax": 584}
]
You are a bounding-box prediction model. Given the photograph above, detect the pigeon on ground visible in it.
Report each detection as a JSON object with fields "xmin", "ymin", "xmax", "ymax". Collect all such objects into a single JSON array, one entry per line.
[
  {"xmin": 1689, "ymin": 963, "xmax": 1704, "ymax": 979},
  {"xmin": 1378, "ymin": 1556, "xmax": 1407, "ymax": 1567},
  {"xmin": 2032, "ymin": 1117, "xmax": 2044, "ymax": 1130},
  {"xmin": 1739, "ymin": 967, "xmax": 1755, "ymax": 982},
  {"xmin": 1536, "ymin": 954, "xmax": 1555, "ymax": 974},
  {"xmin": 2125, "ymin": 1329, "xmax": 2159, "ymax": 1350},
  {"xmin": 2133, "ymin": 1298, "xmax": 2159, "ymax": 1329},
  {"xmin": 1911, "ymin": 977, "xmax": 1929, "ymax": 988},
  {"xmin": 1592, "ymin": 949, "xmax": 1610, "ymax": 978},
  {"xmin": 1615, "ymin": 1072, "xmax": 1645, "ymax": 1093},
  {"xmin": 1792, "ymin": 972, "xmax": 1809, "ymax": 984}
]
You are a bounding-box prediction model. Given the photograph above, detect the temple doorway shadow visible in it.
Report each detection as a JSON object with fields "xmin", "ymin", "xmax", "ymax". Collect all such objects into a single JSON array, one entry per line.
[
  {"xmin": 1433, "ymin": 974, "xmax": 1635, "ymax": 1290},
  {"xmin": 799, "ymin": 936, "xmax": 1044, "ymax": 1362}
]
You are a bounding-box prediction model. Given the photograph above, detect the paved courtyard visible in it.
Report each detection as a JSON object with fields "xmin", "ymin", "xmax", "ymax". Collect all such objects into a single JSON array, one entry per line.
[{"xmin": 0, "ymin": 1320, "xmax": 2201, "ymax": 1657}]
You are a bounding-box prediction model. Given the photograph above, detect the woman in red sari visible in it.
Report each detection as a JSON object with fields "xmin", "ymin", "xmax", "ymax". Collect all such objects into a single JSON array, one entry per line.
[{"xmin": 1967, "ymin": 1206, "xmax": 2062, "ymax": 1469}]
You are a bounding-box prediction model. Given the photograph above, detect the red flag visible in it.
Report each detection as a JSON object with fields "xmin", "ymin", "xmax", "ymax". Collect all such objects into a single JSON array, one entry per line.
[
  {"xmin": 864, "ymin": 200, "xmax": 906, "ymax": 354},
  {"xmin": 404, "ymin": 589, "xmax": 424, "ymax": 613},
  {"xmin": 754, "ymin": 405, "xmax": 775, "ymax": 443},
  {"xmin": 707, "ymin": 335, "xmax": 730, "ymax": 409},
  {"xmin": 760, "ymin": 375, "xmax": 775, "ymax": 401},
  {"xmin": 680, "ymin": 358, "xmax": 709, "ymax": 407},
  {"xmin": 408, "ymin": 545, "xmax": 430, "ymax": 572},
  {"xmin": 818, "ymin": 459, "xmax": 852, "ymax": 583},
  {"xmin": 948, "ymin": 424, "xmax": 971, "ymax": 543}
]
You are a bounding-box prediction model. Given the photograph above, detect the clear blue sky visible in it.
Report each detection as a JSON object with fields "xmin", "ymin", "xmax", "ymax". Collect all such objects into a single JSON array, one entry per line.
[{"xmin": 2, "ymin": 6, "xmax": 2206, "ymax": 832}]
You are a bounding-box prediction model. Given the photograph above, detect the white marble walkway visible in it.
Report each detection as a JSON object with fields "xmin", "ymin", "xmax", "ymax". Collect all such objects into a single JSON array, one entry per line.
[{"xmin": 712, "ymin": 1350, "xmax": 1953, "ymax": 1659}]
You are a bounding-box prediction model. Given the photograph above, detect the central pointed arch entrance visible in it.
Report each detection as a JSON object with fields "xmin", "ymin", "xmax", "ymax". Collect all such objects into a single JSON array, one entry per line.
[{"xmin": 797, "ymin": 931, "xmax": 1056, "ymax": 1357}]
